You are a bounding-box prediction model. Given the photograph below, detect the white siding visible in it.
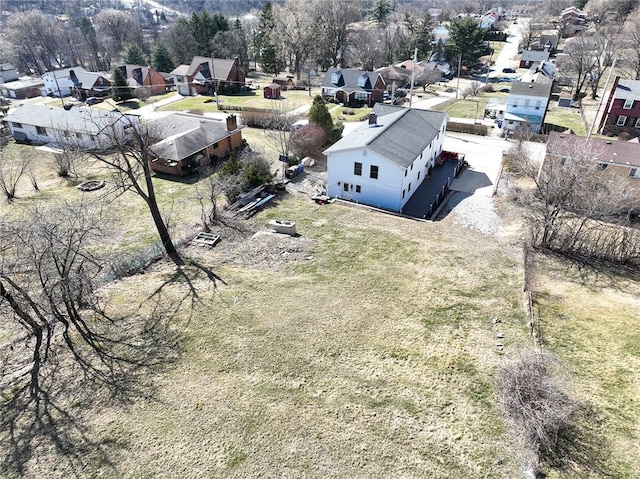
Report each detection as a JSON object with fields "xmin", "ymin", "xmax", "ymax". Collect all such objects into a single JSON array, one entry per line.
[{"xmin": 327, "ymin": 149, "xmax": 405, "ymax": 211}]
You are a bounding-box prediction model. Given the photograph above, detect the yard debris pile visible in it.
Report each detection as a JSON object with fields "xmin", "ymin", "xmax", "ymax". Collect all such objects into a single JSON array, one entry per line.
[{"xmin": 226, "ymin": 231, "xmax": 314, "ymax": 268}]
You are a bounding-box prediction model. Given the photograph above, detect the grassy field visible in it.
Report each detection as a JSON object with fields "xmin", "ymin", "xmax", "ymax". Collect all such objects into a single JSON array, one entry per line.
[
  {"xmin": 2, "ymin": 136, "xmax": 639, "ymax": 477},
  {"xmin": 5, "ymin": 197, "xmax": 530, "ymax": 479},
  {"xmin": 433, "ymin": 97, "xmax": 494, "ymax": 120},
  {"xmin": 157, "ymin": 90, "xmax": 315, "ymax": 113},
  {"xmin": 544, "ymin": 107, "xmax": 587, "ymax": 135},
  {"xmin": 330, "ymin": 105, "xmax": 372, "ymax": 122},
  {"xmin": 530, "ymin": 254, "xmax": 640, "ymax": 478}
]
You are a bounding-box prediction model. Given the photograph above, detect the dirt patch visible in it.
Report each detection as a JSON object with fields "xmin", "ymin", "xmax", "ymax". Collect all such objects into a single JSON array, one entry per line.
[{"xmin": 182, "ymin": 218, "xmax": 315, "ymax": 269}]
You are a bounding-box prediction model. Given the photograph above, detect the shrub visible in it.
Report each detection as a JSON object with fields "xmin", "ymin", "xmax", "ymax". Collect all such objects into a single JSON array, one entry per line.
[
  {"xmin": 289, "ymin": 124, "xmax": 328, "ymax": 159},
  {"xmin": 481, "ymin": 84, "xmax": 495, "ymax": 93}
]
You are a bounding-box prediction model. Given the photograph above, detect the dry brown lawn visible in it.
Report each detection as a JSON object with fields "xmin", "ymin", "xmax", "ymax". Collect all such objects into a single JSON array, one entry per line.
[{"xmin": 1, "ymin": 141, "xmax": 639, "ymax": 478}]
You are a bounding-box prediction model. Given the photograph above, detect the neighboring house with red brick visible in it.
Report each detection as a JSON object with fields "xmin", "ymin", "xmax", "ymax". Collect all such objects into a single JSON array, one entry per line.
[
  {"xmin": 116, "ymin": 64, "xmax": 168, "ymax": 95},
  {"xmin": 321, "ymin": 68, "xmax": 385, "ymax": 107},
  {"xmin": 143, "ymin": 113, "xmax": 244, "ymax": 176},
  {"xmin": 545, "ymin": 132, "xmax": 640, "ymax": 207},
  {"xmin": 598, "ymin": 76, "xmax": 640, "ymax": 139},
  {"xmin": 169, "ymin": 57, "xmax": 245, "ymax": 96}
]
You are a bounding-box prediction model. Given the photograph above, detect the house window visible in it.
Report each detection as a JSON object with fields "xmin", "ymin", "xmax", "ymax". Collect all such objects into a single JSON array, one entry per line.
[
  {"xmin": 418, "ymin": 171, "xmax": 421, "ymax": 180},
  {"xmin": 512, "ymin": 100, "xmax": 518, "ymax": 108},
  {"xmin": 343, "ymin": 182, "xmax": 350, "ymax": 191},
  {"xmin": 63, "ymin": 130, "xmax": 70, "ymax": 137},
  {"xmin": 331, "ymin": 72, "xmax": 340, "ymax": 84},
  {"xmin": 90, "ymin": 135, "xmax": 96, "ymax": 141},
  {"xmin": 617, "ymin": 116, "xmax": 627, "ymax": 126},
  {"xmin": 535, "ymin": 100, "xmax": 542, "ymax": 110},
  {"xmin": 370, "ymin": 165, "xmax": 379, "ymax": 179},
  {"xmin": 354, "ymin": 162, "xmax": 362, "ymax": 176},
  {"xmin": 410, "ymin": 163, "xmax": 413, "ymax": 170},
  {"xmin": 623, "ymin": 98, "xmax": 634, "ymax": 109},
  {"xmin": 355, "ymin": 185, "xmax": 361, "ymax": 193},
  {"xmin": 596, "ymin": 163, "xmax": 608, "ymax": 171},
  {"xmin": 12, "ymin": 122, "xmax": 22, "ymax": 128},
  {"xmin": 355, "ymin": 91, "xmax": 368, "ymax": 100},
  {"xmin": 408, "ymin": 182, "xmax": 411, "ymax": 192},
  {"xmin": 36, "ymin": 126, "xmax": 47, "ymax": 135},
  {"xmin": 402, "ymin": 189, "xmax": 405, "ymax": 198},
  {"xmin": 357, "ymin": 75, "xmax": 367, "ymax": 87},
  {"xmin": 404, "ymin": 170, "xmax": 407, "ymax": 177},
  {"xmin": 524, "ymin": 99, "xmax": 530, "ymax": 108},
  {"xmin": 630, "ymin": 168, "xmax": 640, "ymax": 178},
  {"xmin": 75, "ymin": 132, "xmax": 83, "ymax": 139},
  {"xmin": 213, "ymin": 142, "xmax": 219, "ymax": 149},
  {"xmin": 635, "ymin": 117, "xmax": 640, "ymax": 128}
]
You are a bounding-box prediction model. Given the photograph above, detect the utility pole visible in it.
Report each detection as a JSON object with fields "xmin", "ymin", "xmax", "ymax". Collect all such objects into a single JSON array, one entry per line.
[
  {"xmin": 211, "ymin": 57, "xmax": 220, "ymax": 110},
  {"xmin": 456, "ymin": 51, "xmax": 462, "ymax": 99},
  {"xmin": 409, "ymin": 48, "xmax": 417, "ymax": 108},
  {"xmin": 588, "ymin": 57, "xmax": 616, "ymax": 138}
]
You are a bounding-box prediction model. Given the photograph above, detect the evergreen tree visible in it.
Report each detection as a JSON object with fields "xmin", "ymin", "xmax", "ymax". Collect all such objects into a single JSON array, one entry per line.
[
  {"xmin": 151, "ymin": 41, "xmax": 174, "ymax": 72},
  {"xmin": 309, "ymin": 95, "xmax": 333, "ymax": 132},
  {"xmin": 410, "ymin": 13, "xmax": 434, "ymax": 60},
  {"xmin": 369, "ymin": 0, "xmax": 392, "ymax": 24},
  {"xmin": 111, "ymin": 67, "xmax": 131, "ymax": 102},
  {"xmin": 447, "ymin": 16, "xmax": 487, "ymax": 67},
  {"xmin": 122, "ymin": 42, "xmax": 147, "ymax": 65},
  {"xmin": 189, "ymin": 11, "xmax": 229, "ymax": 56},
  {"xmin": 257, "ymin": 2, "xmax": 284, "ymax": 75}
]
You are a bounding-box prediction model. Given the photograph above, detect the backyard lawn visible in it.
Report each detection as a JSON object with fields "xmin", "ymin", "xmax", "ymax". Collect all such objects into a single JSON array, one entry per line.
[{"xmin": 158, "ymin": 90, "xmax": 315, "ymax": 113}]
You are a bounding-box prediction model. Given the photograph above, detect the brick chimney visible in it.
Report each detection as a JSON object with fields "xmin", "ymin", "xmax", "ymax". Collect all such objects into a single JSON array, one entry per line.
[
  {"xmin": 368, "ymin": 112, "xmax": 378, "ymax": 127},
  {"xmin": 226, "ymin": 114, "xmax": 237, "ymax": 131}
]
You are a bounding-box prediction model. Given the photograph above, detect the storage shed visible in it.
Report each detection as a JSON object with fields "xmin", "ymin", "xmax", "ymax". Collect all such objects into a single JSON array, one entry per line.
[{"xmin": 264, "ymin": 83, "xmax": 281, "ymax": 99}]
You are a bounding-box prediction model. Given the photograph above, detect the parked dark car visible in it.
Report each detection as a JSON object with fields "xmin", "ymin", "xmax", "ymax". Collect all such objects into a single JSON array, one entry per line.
[
  {"xmin": 502, "ymin": 68, "xmax": 516, "ymax": 74},
  {"xmin": 85, "ymin": 97, "xmax": 103, "ymax": 105}
]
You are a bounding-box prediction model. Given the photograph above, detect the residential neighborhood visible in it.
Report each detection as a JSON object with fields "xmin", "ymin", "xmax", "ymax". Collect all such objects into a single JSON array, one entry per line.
[{"xmin": 1, "ymin": 1, "xmax": 640, "ymax": 478}]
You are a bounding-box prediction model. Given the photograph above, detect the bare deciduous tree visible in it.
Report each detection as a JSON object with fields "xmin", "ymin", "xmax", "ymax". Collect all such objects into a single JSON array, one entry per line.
[
  {"xmin": 0, "ymin": 147, "xmax": 29, "ymax": 202},
  {"xmin": 496, "ymin": 350, "xmax": 580, "ymax": 478},
  {"xmin": 275, "ymin": 0, "xmax": 316, "ymax": 80},
  {"xmin": 314, "ymin": 0, "xmax": 360, "ymax": 69},
  {"xmin": 90, "ymin": 118, "xmax": 184, "ymax": 266}
]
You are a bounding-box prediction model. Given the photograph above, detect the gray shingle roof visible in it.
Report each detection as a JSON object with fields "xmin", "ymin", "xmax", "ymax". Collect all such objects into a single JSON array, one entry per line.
[
  {"xmin": 520, "ymin": 50, "xmax": 550, "ymax": 62},
  {"xmin": 144, "ymin": 113, "xmax": 235, "ymax": 161},
  {"xmin": 186, "ymin": 56, "xmax": 237, "ymax": 79},
  {"xmin": 510, "ymin": 81, "xmax": 552, "ymax": 97},
  {"xmin": 324, "ymin": 105, "xmax": 446, "ymax": 168},
  {"xmin": 4, "ymin": 104, "xmax": 128, "ymax": 133},
  {"xmin": 548, "ymin": 131, "xmax": 640, "ymax": 168},
  {"xmin": 322, "ymin": 68, "xmax": 382, "ymax": 93}
]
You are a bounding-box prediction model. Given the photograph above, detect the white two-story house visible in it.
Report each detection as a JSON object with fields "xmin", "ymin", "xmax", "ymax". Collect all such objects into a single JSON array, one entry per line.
[
  {"xmin": 504, "ymin": 81, "xmax": 552, "ymax": 133},
  {"xmin": 324, "ymin": 105, "xmax": 447, "ymax": 212}
]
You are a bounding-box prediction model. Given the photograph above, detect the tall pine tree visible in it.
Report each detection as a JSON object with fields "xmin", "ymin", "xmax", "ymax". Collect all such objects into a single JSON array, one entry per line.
[
  {"xmin": 122, "ymin": 42, "xmax": 147, "ymax": 65},
  {"xmin": 257, "ymin": 2, "xmax": 284, "ymax": 75},
  {"xmin": 151, "ymin": 42, "xmax": 174, "ymax": 72},
  {"xmin": 111, "ymin": 67, "xmax": 131, "ymax": 102}
]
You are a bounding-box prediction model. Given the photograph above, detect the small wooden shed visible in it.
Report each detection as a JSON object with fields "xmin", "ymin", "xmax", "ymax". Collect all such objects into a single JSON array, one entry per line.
[{"xmin": 264, "ymin": 83, "xmax": 281, "ymax": 99}]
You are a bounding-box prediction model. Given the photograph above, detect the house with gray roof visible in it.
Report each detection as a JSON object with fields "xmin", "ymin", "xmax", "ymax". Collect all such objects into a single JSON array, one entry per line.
[
  {"xmin": 169, "ymin": 57, "xmax": 245, "ymax": 96},
  {"xmin": 142, "ymin": 113, "xmax": 244, "ymax": 176},
  {"xmin": 321, "ymin": 68, "xmax": 385, "ymax": 107},
  {"xmin": 323, "ymin": 105, "xmax": 447, "ymax": 212},
  {"xmin": 519, "ymin": 50, "xmax": 550, "ymax": 69},
  {"xmin": 42, "ymin": 67, "xmax": 88, "ymax": 97},
  {"xmin": 0, "ymin": 63, "xmax": 18, "ymax": 83},
  {"xmin": 597, "ymin": 77, "xmax": 640, "ymax": 139},
  {"xmin": 3, "ymin": 103, "xmax": 138, "ymax": 149},
  {"xmin": 504, "ymin": 81, "xmax": 552, "ymax": 133}
]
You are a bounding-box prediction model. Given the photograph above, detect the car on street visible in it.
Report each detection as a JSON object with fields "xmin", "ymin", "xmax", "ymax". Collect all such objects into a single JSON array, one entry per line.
[
  {"xmin": 85, "ymin": 97, "xmax": 103, "ymax": 105},
  {"xmin": 502, "ymin": 68, "xmax": 516, "ymax": 74}
]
